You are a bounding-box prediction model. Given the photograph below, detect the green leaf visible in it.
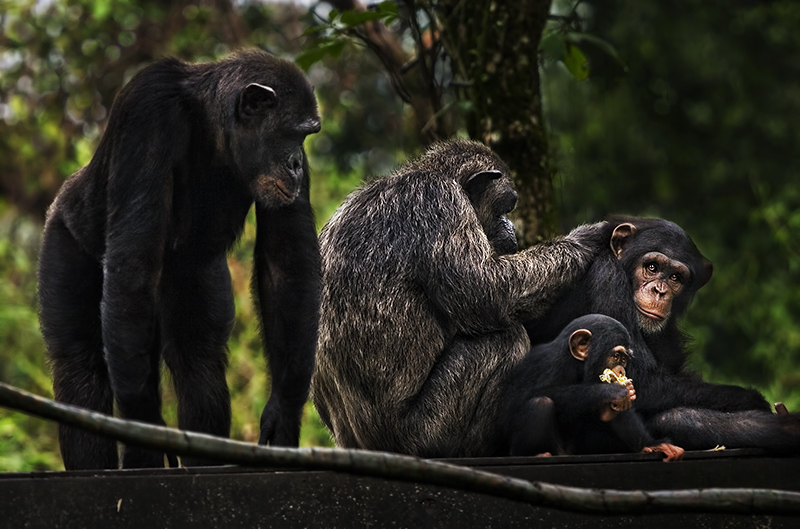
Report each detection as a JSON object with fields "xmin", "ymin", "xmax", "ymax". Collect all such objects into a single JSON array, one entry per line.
[
  {"xmin": 540, "ymin": 31, "xmax": 567, "ymax": 63},
  {"xmin": 563, "ymin": 43, "xmax": 590, "ymax": 81},
  {"xmin": 377, "ymin": 1, "xmax": 398, "ymax": 15},
  {"xmin": 565, "ymin": 32, "xmax": 628, "ymax": 70},
  {"xmin": 295, "ymin": 39, "xmax": 347, "ymax": 71},
  {"xmin": 375, "ymin": 2, "xmax": 399, "ymax": 25},
  {"xmin": 340, "ymin": 10, "xmax": 385, "ymax": 27},
  {"xmin": 302, "ymin": 25, "xmax": 328, "ymax": 37},
  {"xmin": 327, "ymin": 39, "xmax": 347, "ymax": 59}
]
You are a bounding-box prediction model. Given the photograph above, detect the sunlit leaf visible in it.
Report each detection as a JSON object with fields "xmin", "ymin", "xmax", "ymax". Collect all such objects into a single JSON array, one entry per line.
[
  {"xmin": 565, "ymin": 32, "xmax": 628, "ymax": 70},
  {"xmin": 563, "ymin": 43, "xmax": 589, "ymax": 81}
]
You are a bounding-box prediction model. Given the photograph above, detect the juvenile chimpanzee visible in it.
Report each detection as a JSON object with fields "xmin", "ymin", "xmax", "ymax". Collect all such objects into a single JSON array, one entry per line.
[
  {"xmin": 501, "ymin": 314, "xmax": 683, "ymax": 461},
  {"xmin": 38, "ymin": 50, "xmax": 322, "ymax": 469},
  {"xmin": 311, "ymin": 140, "xmax": 609, "ymax": 457},
  {"xmin": 526, "ymin": 216, "xmax": 800, "ymax": 453}
]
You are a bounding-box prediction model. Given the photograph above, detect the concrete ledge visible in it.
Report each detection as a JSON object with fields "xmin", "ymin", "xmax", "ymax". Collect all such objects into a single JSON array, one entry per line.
[{"xmin": 2, "ymin": 449, "xmax": 797, "ymax": 528}]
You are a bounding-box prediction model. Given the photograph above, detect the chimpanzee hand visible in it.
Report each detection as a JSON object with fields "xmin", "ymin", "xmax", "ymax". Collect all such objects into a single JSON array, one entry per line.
[
  {"xmin": 565, "ymin": 221, "xmax": 611, "ymax": 257},
  {"xmin": 626, "ymin": 380, "xmax": 636, "ymax": 402},
  {"xmin": 600, "ymin": 383, "xmax": 631, "ymax": 422},
  {"xmin": 642, "ymin": 443, "xmax": 685, "ymax": 462},
  {"xmin": 258, "ymin": 397, "xmax": 302, "ymax": 446}
]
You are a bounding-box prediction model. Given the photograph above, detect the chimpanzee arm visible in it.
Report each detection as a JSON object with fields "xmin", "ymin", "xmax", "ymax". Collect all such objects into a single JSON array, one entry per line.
[
  {"xmin": 608, "ymin": 412, "xmax": 684, "ymax": 460},
  {"xmin": 424, "ymin": 180, "xmax": 608, "ymax": 331},
  {"xmin": 501, "ymin": 223, "xmax": 610, "ymax": 322},
  {"xmin": 102, "ymin": 112, "xmax": 186, "ymax": 426},
  {"xmin": 504, "ymin": 383, "xmax": 629, "ymax": 456},
  {"xmin": 635, "ymin": 369, "xmax": 772, "ymax": 415},
  {"xmin": 546, "ymin": 383, "xmax": 631, "ymax": 423},
  {"xmin": 649, "ymin": 407, "xmax": 800, "ymax": 454},
  {"xmin": 543, "ymin": 384, "xmax": 685, "ymax": 459},
  {"xmin": 253, "ymin": 165, "xmax": 321, "ymax": 447}
]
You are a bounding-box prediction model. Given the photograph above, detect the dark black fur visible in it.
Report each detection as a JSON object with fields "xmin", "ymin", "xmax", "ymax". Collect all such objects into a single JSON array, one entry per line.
[
  {"xmin": 526, "ymin": 216, "xmax": 800, "ymax": 453},
  {"xmin": 312, "ymin": 140, "xmax": 609, "ymax": 457},
  {"xmin": 38, "ymin": 50, "xmax": 322, "ymax": 469},
  {"xmin": 501, "ymin": 314, "xmax": 667, "ymax": 456}
]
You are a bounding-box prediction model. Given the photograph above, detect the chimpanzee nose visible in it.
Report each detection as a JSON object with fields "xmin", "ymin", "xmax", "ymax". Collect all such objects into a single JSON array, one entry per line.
[{"xmin": 288, "ymin": 149, "xmax": 303, "ymax": 179}]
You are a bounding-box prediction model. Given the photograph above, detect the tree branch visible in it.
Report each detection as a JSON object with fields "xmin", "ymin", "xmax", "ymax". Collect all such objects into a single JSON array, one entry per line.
[{"xmin": 1, "ymin": 382, "xmax": 799, "ymax": 515}]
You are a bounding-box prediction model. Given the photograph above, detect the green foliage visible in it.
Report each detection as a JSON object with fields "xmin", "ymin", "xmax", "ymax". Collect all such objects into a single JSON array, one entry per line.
[
  {"xmin": 0, "ymin": 0, "xmax": 367, "ymax": 471},
  {"xmin": 2, "ymin": 0, "xmax": 798, "ymax": 472},
  {"xmin": 0, "ymin": 201, "xmax": 61, "ymax": 471},
  {"xmin": 540, "ymin": 2, "xmax": 625, "ymax": 81},
  {"xmin": 545, "ymin": 0, "xmax": 800, "ymax": 410},
  {"xmin": 296, "ymin": 2, "xmax": 399, "ymax": 71}
]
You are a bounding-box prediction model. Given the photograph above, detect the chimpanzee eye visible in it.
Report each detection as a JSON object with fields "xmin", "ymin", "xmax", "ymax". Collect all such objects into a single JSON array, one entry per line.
[
  {"xmin": 670, "ymin": 273, "xmax": 682, "ymax": 283},
  {"xmin": 646, "ymin": 263, "xmax": 658, "ymax": 273},
  {"xmin": 613, "ymin": 353, "xmax": 620, "ymax": 361}
]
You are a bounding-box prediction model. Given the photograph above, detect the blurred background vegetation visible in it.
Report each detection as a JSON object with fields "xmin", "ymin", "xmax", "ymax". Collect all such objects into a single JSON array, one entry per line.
[{"xmin": 1, "ymin": 0, "xmax": 798, "ymax": 471}]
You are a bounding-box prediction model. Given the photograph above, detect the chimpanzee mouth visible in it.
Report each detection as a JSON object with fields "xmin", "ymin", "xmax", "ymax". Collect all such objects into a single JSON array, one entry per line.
[
  {"xmin": 273, "ymin": 180, "xmax": 294, "ymax": 200},
  {"xmin": 636, "ymin": 305, "xmax": 665, "ymax": 321},
  {"xmin": 257, "ymin": 175, "xmax": 297, "ymax": 202}
]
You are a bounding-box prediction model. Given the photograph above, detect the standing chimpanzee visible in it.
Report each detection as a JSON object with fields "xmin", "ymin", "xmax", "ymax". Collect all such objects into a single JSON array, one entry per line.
[
  {"xmin": 526, "ymin": 216, "xmax": 800, "ymax": 453},
  {"xmin": 311, "ymin": 140, "xmax": 609, "ymax": 457},
  {"xmin": 37, "ymin": 50, "xmax": 322, "ymax": 469},
  {"xmin": 501, "ymin": 314, "xmax": 683, "ymax": 461}
]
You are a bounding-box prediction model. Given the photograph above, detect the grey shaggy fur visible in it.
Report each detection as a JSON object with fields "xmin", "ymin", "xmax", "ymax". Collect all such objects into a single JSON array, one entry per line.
[{"xmin": 312, "ymin": 140, "xmax": 605, "ymax": 457}]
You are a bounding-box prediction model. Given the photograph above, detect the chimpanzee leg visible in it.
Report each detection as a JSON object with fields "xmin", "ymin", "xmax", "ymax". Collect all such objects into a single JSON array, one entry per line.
[
  {"xmin": 161, "ymin": 253, "xmax": 233, "ymax": 466},
  {"xmin": 101, "ymin": 250, "xmax": 166, "ymax": 468},
  {"xmin": 507, "ymin": 397, "xmax": 561, "ymax": 456},
  {"xmin": 38, "ymin": 218, "xmax": 118, "ymax": 470},
  {"xmin": 114, "ymin": 337, "xmax": 165, "ymax": 469},
  {"xmin": 407, "ymin": 326, "xmax": 531, "ymax": 457},
  {"xmin": 649, "ymin": 407, "xmax": 800, "ymax": 454}
]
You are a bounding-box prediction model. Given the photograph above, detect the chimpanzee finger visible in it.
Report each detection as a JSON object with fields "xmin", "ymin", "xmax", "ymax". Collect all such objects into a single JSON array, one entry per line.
[{"xmin": 643, "ymin": 443, "xmax": 684, "ymax": 462}]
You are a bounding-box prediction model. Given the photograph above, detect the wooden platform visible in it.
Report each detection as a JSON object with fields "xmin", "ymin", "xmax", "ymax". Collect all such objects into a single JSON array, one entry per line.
[{"xmin": 2, "ymin": 449, "xmax": 798, "ymax": 528}]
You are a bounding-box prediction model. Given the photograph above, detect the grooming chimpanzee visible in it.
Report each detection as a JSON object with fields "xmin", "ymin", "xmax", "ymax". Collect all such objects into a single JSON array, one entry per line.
[
  {"xmin": 311, "ymin": 140, "xmax": 609, "ymax": 457},
  {"xmin": 501, "ymin": 314, "xmax": 683, "ymax": 461},
  {"xmin": 526, "ymin": 216, "xmax": 800, "ymax": 453},
  {"xmin": 38, "ymin": 50, "xmax": 322, "ymax": 469}
]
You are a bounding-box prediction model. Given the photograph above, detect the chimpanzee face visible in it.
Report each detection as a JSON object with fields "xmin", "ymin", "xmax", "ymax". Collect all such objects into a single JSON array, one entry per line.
[
  {"xmin": 233, "ymin": 59, "xmax": 321, "ymax": 207},
  {"xmin": 568, "ymin": 319, "xmax": 633, "ymax": 380},
  {"xmin": 482, "ymin": 179, "xmax": 518, "ymax": 256},
  {"xmin": 631, "ymin": 251, "xmax": 691, "ymax": 334},
  {"xmin": 610, "ymin": 220, "xmax": 712, "ymax": 336},
  {"xmin": 604, "ymin": 345, "xmax": 631, "ymax": 379},
  {"xmin": 463, "ymin": 170, "xmax": 519, "ymax": 256}
]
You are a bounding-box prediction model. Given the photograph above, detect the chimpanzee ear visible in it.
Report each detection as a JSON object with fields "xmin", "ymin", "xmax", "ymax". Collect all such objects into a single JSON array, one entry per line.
[
  {"xmin": 696, "ymin": 259, "xmax": 713, "ymax": 289},
  {"xmin": 610, "ymin": 223, "xmax": 636, "ymax": 259},
  {"xmin": 239, "ymin": 83, "xmax": 277, "ymax": 119},
  {"xmin": 463, "ymin": 170, "xmax": 503, "ymax": 203},
  {"xmin": 568, "ymin": 329, "xmax": 592, "ymax": 361}
]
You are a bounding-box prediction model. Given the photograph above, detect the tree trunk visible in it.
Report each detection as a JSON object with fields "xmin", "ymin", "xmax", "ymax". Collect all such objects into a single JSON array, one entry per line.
[{"xmin": 436, "ymin": 0, "xmax": 556, "ymax": 246}]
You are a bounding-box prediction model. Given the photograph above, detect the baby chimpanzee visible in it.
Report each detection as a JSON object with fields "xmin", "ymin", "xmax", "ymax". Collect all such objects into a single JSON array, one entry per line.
[{"xmin": 500, "ymin": 314, "xmax": 683, "ymax": 461}]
